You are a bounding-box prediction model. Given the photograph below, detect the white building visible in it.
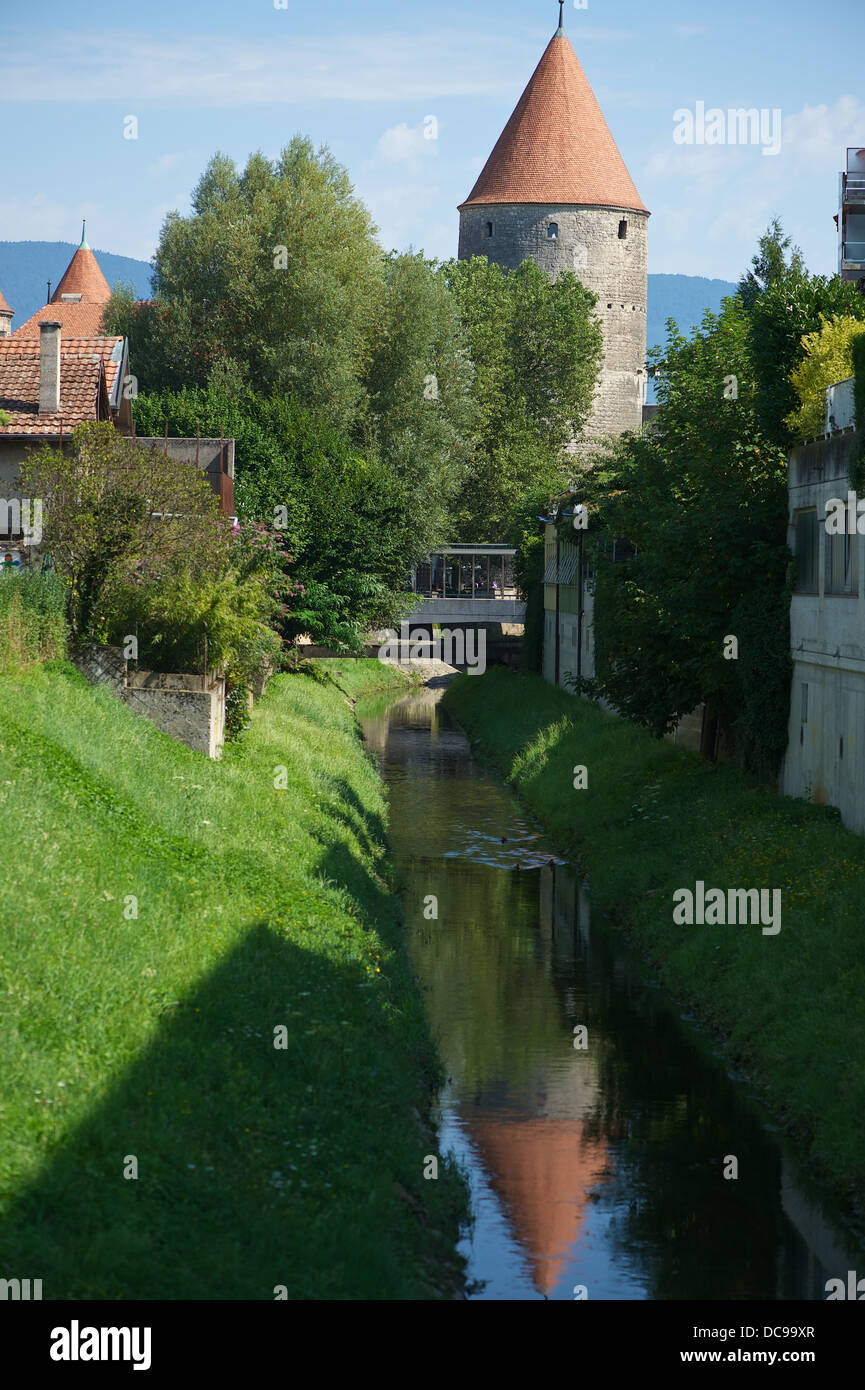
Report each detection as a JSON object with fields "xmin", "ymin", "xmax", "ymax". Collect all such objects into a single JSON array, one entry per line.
[{"xmin": 780, "ymin": 412, "xmax": 865, "ymax": 831}]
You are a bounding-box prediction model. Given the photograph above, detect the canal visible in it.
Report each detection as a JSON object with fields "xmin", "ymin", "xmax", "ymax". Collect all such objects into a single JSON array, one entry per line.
[{"xmin": 359, "ymin": 680, "xmax": 863, "ymax": 1301}]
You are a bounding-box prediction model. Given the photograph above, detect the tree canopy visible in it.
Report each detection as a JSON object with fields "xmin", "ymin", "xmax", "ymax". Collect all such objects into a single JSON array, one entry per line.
[
  {"xmin": 442, "ymin": 256, "xmax": 603, "ymax": 539},
  {"xmin": 571, "ymin": 222, "xmax": 854, "ymax": 778}
]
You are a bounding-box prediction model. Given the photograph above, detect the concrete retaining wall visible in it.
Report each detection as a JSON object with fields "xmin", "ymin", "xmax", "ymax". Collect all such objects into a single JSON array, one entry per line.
[{"xmin": 74, "ymin": 645, "xmax": 226, "ymax": 758}]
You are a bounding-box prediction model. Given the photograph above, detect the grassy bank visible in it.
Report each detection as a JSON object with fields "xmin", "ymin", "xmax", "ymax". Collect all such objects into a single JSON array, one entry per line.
[
  {"xmin": 0, "ymin": 657, "xmax": 466, "ymax": 1298},
  {"xmin": 444, "ymin": 668, "xmax": 865, "ymax": 1211}
]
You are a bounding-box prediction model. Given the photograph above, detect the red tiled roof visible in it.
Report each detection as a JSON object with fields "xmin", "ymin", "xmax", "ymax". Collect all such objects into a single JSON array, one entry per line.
[
  {"xmin": 14, "ymin": 300, "xmax": 110, "ymax": 339},
  {"xmin": 0, "ymin": 337, "xmax": 112, "ymax": 435},
  {"xmin": 460, "ymin": 30, "xmax": 648, "ymax": 213},
  {"xmin": 0, "ymin": 288, "xmax": 12, "ymax": 315},
  {"xmin": 52, "ymin": 245, "xmax": 112, "ymax": 305}
]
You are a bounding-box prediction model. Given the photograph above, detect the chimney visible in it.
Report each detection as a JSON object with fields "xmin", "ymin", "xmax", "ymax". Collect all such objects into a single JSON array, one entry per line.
[{"xmin": 39, "ymin": 321, "xmax": 62, "ymax": 414}]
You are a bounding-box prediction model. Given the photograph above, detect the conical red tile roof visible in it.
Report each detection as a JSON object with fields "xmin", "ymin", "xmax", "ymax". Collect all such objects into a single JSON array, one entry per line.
[
  {"xmin": 51, "ymin": 245, "xmax": 112, "ymax": 305},
  {"xmin": 460, "ymin": 30, "xmax": 647, "ymax": 213},
  {"xmin": 0, "ymin": 288, "xmax": 12, "ymax": 315}
]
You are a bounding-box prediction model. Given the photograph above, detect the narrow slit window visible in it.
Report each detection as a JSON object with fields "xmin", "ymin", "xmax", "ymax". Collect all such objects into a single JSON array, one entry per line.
[
  {"xmin": 485, "ymin": 221, "xmax": 493, "ymax": 238},
  {"xmin": 618, "ymin": 218, "xmax": 628, "ymax": 239},
  {"xmin": 794, "ymin": 509, "xmax": 818, "ymax": 593}
]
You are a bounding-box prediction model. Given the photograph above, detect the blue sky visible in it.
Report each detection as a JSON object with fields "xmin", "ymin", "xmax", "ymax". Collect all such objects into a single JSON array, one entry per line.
[{"xmin": 0, "ymin": 0, "xmax": 861, "ymax": 283}]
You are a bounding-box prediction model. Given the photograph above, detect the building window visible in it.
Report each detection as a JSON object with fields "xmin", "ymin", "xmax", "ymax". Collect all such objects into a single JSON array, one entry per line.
[
  {"xmin": 793, "ymin": 509, "xmax": 818, "ymax": 592},
  {"xmin": 618, "ymin": 218, "xmax": 628, "ymax": 239},
  {"xmin": 547, "ymin": 222, "xmax": 559, "ymax": 240},
  {"xmin": 801, "ymin": 683, "xmax": 808, "ymax": 723},
  {"xmin": 485, "ymin": 221, "xmax": 493, "ymax": 237},
  {"xmin": 825, "ymin": 529, "xmax": 858, "ymax": 595}
]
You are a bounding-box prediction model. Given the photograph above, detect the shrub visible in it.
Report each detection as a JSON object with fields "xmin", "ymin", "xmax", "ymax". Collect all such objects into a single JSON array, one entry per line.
[
  {"xmin": 20, "ymin": 421, "xmax": 228, "ymax": 643},
  {"xmin": 786, "ymin": 315, "xmax": 865, "ymax": 441},
  {"xmin": 0, "ymin": 569, "xmax": 68, "ymax": 671}
]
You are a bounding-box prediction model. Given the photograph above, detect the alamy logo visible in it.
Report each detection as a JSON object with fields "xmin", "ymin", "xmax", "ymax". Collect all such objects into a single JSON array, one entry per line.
[
  {"xmin": 825, "ymin": 492, "xmax": 865, "ymax": 533},
  {"xmin": 825, "ymin": 1271, "xmax": 865, "ymax": 1299},
  {"xmin": 672, "ymin": 102, "xmax": 782, "ymax": 156},
  {"xmin": 672, "ymin": 881, "xmax": 781, "ymax": 935},
  {"xmin": 378, "ymin": 623, "xmax": 486, "ymax": 674},
  {"xmin": 0, "ymin": 1277, "xmax": 42, "ymax": 1299},
  {"xmin": 0, "ymin": 498, "xmax": 42, "ymax": 545},
  {"xmin": 50, "ymin": 1320, "xmax": 152, "ymax": 1371}
]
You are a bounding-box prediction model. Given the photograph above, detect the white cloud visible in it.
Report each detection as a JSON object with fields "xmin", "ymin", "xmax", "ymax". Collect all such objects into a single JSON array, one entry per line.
[
  {"xmin": 374, "ymin": 121, "xmax": 440, "ymax": 172},
  {"xmin": 0, "ymin": 194, "xmax": 167, "ymax": 263},
  {"xmin": 783, "ymin": 96, "xmax": 865, "ymax": 171},
  {"xmin": 0, "ymin": 29, "xmax": 530, "ymax": 106},
  {"xmin": 638, "ymin": 96, "xmax": 865, "ymax": 279},
  {"xmin": 146, "ymin": 152, "xmax": 193, "ymax": 178}
]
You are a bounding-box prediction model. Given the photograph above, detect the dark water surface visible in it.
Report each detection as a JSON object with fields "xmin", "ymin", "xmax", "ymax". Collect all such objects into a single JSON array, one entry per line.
[{"xmin": 359, "ymin": 684, "xmax": 863, "ymax": 1301}]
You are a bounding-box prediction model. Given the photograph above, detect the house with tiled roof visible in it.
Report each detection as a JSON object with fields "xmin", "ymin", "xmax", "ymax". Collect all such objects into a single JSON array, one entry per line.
[
  {"xmin": 11, "ymin": 225, "xmax": 117, "ymax": 341},
  {"xmin": 0, "ymin": 231, "xmax": 235, "ymax": 549},
  {"xmin": 0, "ymin": 229, "xmax": 133, "ymax": 555}
]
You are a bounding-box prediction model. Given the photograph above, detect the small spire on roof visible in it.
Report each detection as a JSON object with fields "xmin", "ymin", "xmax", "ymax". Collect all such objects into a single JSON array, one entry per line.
[
  {"xmin": 79, "ymin": 219, "xmax": 89, "ymax": 250},
  {"xmin": 556, "ymin": 0, "xmax": 564, "ymax": 34}
]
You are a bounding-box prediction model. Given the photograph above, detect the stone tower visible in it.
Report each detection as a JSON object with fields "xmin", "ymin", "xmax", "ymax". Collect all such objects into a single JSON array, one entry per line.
[{"xmin": 458, "ymin": 7, "xmax": 649, "ymax": 447}]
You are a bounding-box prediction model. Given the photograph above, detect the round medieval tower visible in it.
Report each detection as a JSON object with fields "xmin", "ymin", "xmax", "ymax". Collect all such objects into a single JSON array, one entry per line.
[{"xmin": 458, "ymin": 6, "xmax": 649, "ymax": 447}]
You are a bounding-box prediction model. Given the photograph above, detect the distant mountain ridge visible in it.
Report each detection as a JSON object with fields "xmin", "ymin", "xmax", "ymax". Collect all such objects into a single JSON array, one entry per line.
[
  {"xmin": 0, "ymin": 242, "xmax": 737, "ymax": 366},
  {"xmin": 0, "ymin": 242, "xmax": 153, "ymax": 329},
  {"xmin": 646, "ymin": 272, "xmax": 739, "ymax": 354}
]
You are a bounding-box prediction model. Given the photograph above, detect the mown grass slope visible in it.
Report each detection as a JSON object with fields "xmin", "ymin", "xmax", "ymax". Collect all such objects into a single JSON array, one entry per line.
[
  {"xmin": 445, "ymin": 668, "xmax": 865, "ymax": 1211},
  {"xmin": 0, "ymin": 659, "xmax": 465, "ymax": 1298}
]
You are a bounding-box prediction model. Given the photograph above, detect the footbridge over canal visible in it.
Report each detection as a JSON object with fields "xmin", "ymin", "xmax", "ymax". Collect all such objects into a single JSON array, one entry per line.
[{"xmin": 405, "ymin": 545, "xmax": 526, "ymax": 624}]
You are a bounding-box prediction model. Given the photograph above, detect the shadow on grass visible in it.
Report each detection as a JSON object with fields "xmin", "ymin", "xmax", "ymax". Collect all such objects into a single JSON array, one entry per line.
[{"xmin": 0, "ymin": 919, "xmax": 459, "ymax": 1300}]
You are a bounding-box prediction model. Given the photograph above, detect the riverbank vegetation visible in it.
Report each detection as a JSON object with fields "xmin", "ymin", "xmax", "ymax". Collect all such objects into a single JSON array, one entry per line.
[
  {"xmin": 445, "ymin": 667, "xmax": 865, "ymax": 1213},
  {"xmin": 0, "ymin": 658, "xmax": 466, "ymax": 1298},
  {"xmin": 543, "ymin": 223, "xmax": 865, "ymax": 780}
]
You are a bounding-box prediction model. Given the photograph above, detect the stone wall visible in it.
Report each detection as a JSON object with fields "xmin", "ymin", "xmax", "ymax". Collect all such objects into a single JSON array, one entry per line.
[
  {"xmin": 74, "ymin": 645, "xmax": 226, "ymax": 759},
  {"xmin": 124, "ymin": 670, "xmax": 225, "ymax": 760},
  {"xmin": 74, "ymin": 643, "xmax": 127, "ymax": 693},
  {"xmin": 459, "ymin": 202, "xmax": 649, "ymax": 443}
]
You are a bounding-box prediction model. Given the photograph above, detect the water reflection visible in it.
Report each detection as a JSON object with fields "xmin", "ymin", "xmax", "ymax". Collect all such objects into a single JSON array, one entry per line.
[{"xmin": 359, "ymin": 687, "xmax": 863, "ymax": 1300}]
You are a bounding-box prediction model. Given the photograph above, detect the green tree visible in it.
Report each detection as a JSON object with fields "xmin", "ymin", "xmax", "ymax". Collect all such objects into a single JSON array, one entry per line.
[
  {"xmin": 105, "ymin": 140, "xmax": 383, "ymax": 431},
  {"xmin": 100, "ymin": 286, "xmax": 193, "ymax": 397},
  {"xmin": 443, "ymin": 256, "xmax": 603, "ymax": 539},
  {"xmin": 362, "ymin": 251, "xmax": 477, "ymax": 554},
  {"xmin": 20, "ymin": 421, "xmax": 227, "ymax": 642},
  {"xmin": 132, "ymin": 386, "xmax": 414, "ymax": 648},
  {"xmin": 583, "ymin": 294, "xmax": 790, "ymax": 775},
  {"xmin": 738, "ymin": 220, "xmax": 865, "ymax": 448},
  {"xmin": 786, "ymin": 314, "xmax": 865, "ymax": 441}
]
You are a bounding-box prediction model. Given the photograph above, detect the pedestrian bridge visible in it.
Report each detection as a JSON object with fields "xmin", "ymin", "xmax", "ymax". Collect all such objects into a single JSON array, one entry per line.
[{"xmin": 405, "ymin": 545, "xmax": 525, "ymax": 623}]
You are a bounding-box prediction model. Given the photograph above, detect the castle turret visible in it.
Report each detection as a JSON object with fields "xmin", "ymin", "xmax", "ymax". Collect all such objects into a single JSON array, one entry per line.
[
  {"xmin": 458, "ymin": 6, "xmax": 649, "ymax": 446},
  {"xmin": 0, "ymin": 287, "xmax": 13, "ymax": 338}
]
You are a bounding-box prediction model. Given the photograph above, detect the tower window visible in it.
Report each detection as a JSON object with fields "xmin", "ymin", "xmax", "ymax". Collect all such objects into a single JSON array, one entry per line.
[
  {"xmin": 547, "ymin": 222, "xmax": 559, "ymax": 240},
  {"xmin": 618, "ymin": 218, "xmax": 628, "ymax": 239},
  {"xmin": 485, "ymin": 221, "xmax": 493, "ymax": 238}
]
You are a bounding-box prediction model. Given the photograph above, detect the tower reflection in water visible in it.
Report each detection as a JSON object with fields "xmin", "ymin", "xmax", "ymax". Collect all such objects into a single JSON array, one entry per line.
[{"xmin": 360, "ymin": 687, "xmax": 861, "ymax": 1301}]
